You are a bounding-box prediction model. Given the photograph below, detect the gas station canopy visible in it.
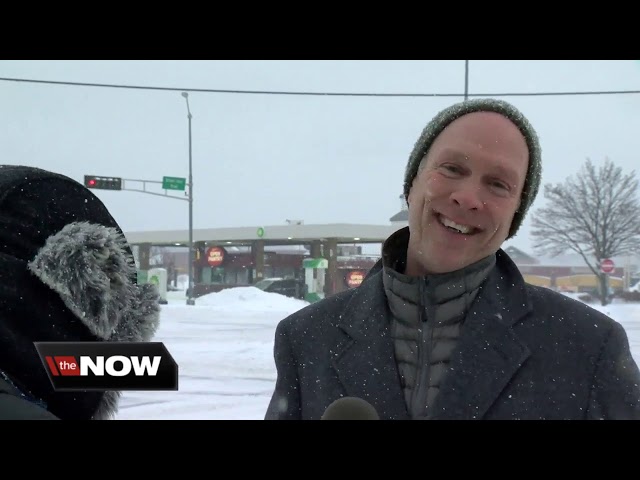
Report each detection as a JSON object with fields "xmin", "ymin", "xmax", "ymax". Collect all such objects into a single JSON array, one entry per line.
[{"xmin": 124, "ymin": 223, "xmax": 400, "ymax": 246}]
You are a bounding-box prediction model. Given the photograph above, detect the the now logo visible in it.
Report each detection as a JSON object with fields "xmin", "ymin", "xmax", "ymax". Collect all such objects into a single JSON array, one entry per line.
[
  {"xmin": 35, "ymin": 342, "xmax": 178, "ymax": 391},
  {"xmin": 46, "ymin": 355, "xmax": 162, "ymax": 377}
]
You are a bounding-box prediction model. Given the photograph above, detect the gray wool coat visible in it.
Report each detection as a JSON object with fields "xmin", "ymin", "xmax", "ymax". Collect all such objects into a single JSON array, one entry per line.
[{"xmin": 264, "ymin": 249, "xmax": 640, "ymax": 420}]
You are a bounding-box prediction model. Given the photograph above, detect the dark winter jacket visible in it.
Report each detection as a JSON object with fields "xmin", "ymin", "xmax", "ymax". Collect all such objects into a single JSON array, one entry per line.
[
  {"xmin": 0, "ymin": 375, "xmax": 59, "ymax": 420},
  {"xmin": 265, "ymin": 246, "xmax": 640, "ymax": 420},
  {"xmin": 0, "ymin": 165, "xmax": 160, "ymax": 420}
]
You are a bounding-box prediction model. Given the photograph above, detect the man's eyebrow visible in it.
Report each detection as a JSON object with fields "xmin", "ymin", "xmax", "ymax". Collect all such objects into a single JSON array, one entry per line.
[
  {"xmin": 489, "ymin": 164, "xmax": 520, "ymax": 184},
  {"xmin": 438, "ymin": 147, "xmax": 468, "ymax": 162}
]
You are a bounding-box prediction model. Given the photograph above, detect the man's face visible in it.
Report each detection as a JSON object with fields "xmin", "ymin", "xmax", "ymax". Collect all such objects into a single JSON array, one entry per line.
[{"xmin": 406, "ymin": 111, "xmax": 529, "ymax": 276}]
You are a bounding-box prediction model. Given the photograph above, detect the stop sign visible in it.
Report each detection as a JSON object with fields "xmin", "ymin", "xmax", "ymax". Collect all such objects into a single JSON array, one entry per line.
[{"xmin": 601, "ymin": 258, "xmax": 615, "ymax": 274}]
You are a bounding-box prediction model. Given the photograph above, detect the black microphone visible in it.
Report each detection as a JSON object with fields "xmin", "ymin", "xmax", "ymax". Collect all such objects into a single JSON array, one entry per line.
[{"xmin": 321, "ymin": 397, "xmax": 380, "ymax": 420}]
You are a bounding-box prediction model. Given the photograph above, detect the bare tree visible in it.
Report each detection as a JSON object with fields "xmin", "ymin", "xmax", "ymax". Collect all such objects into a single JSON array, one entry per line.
[{"xmin": 530, "ymin": 157, "xmax": 640, "ymax": 305}]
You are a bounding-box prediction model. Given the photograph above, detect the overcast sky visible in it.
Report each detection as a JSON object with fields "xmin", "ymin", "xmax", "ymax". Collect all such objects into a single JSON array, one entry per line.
[{"xmin": 1, "ymin": 60, "xmax": 639, "ymax": 255}]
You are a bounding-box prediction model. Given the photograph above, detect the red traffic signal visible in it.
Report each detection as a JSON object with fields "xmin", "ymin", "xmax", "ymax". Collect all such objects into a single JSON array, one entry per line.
[{"xmin": 84, "ymin": 175, "xmax": 122, "ymax": 191}]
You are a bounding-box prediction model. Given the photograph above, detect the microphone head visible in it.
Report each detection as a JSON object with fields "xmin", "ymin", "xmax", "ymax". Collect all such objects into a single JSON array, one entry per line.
[{"xmin": 321, "ymin": 397, "xmax": 380, "ymax": 420}]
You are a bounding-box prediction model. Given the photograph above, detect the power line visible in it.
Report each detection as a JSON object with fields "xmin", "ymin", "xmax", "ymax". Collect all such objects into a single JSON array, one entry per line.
[{"xmin": 1, "ymin": 76, "xmax": 640, "ymax": 98}]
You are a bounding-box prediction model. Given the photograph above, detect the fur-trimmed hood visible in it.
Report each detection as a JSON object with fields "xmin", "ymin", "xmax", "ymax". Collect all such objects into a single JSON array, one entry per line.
[
  {"xmin": 0, "ymin": 165, "xmax": 160, "ymax": 420},
  {"xmin": 26, "ymin": 221, "xmax": 161, "ymax": 420}
]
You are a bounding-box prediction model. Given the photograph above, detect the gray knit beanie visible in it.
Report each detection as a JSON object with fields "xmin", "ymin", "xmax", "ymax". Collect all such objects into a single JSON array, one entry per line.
[{"xmin": 403, "ymin": 98, "xmax": 542, "ymax": 239}]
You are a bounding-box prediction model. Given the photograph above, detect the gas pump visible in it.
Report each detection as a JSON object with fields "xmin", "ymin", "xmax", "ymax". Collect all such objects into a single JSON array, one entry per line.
[{"xmin": 302, "ymin": 257, "xmax": 328, "ymax": 303}]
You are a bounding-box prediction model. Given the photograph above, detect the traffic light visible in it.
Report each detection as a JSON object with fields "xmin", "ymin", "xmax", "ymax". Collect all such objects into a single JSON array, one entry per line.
[{"xmin": 84, "ymin": 175, "xmax": 122, "ymax": 190}]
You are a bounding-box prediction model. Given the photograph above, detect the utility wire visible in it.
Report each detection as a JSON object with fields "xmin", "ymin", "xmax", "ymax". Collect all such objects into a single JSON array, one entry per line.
[{"xmin": 1, "ymin": 76, "xmax": 640, "ymax": 97}]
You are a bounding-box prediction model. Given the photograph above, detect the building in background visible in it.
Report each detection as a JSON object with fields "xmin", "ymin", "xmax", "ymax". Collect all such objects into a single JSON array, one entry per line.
[{"xmin": 130, "ymin": 194, "xmax": 639, "ymax": 300}]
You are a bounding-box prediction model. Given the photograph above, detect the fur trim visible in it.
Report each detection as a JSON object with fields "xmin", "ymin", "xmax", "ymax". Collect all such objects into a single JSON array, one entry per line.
[
  {"xmin": 26, "ymin": 221, "xmax": 161, "ymax": 420},
  {"xmin": 27, "ymin": 221, "xmax": 160, "ymax": 341},
  {"xmin": 93, "ymin": 391, "xmax": 121, "ymax": 420}
]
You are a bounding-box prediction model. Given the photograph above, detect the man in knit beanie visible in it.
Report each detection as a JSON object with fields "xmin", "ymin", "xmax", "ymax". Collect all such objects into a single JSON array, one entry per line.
[
  {"xmin": 265, "ymin": 98, "xmax": 640, "ymax": 420},
  {"xmin": 0, "ymin": 165, "xmax": 161, "ymax": 420},
  {"xmin": 403, "ymin": 98, "xmax": 542, "ymax": 240}
]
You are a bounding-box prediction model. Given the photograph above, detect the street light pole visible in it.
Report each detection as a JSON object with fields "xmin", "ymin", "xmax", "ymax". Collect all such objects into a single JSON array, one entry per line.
[
  {"xmin": 464, "ymin": 60, "xmax": 469, "ymax": 101},
  {"xmin": 182, "ymin": 92, "xmax": 196, "ymax": 306}
]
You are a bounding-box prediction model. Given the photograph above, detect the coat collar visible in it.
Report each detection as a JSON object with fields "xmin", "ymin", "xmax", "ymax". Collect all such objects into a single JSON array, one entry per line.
[
  {"xmin": 428, "ymin": 251, "xmax": 533, "ymax": 419},
  {"xmin": 330, "ymin": 270, "xmax": 410, "ymax": 420}
]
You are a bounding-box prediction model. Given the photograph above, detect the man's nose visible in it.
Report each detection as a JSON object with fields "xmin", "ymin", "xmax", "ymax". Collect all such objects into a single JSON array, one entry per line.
[{"xmin": 449, "ymin": 185, "xmax": 484, "ymax": 211}]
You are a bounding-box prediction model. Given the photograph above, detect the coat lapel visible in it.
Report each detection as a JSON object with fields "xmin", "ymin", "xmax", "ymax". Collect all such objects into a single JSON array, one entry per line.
[
  {"xmin": 429, "ymin": 253, "xmax": 533, "ymax": 420},
  {"xmin": 330, "ymin": 270, "xmax": 410, "ymax": 420}
]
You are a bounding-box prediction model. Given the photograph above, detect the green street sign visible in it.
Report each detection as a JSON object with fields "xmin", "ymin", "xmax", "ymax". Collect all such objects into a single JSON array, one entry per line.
[
  {"xmin": 162, "ymin": 176, "xmax": 186, "ymax": 191},
  {"xmin": 257, "ymin": 227, "xmax": 265, "ymax": 238}
]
